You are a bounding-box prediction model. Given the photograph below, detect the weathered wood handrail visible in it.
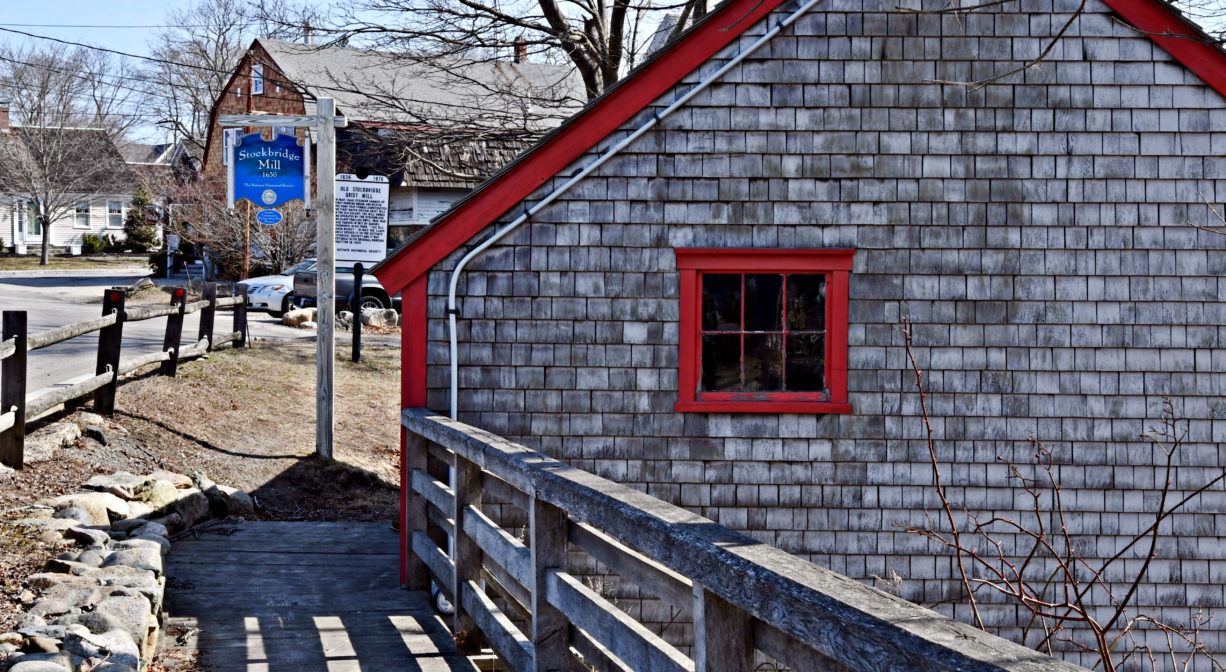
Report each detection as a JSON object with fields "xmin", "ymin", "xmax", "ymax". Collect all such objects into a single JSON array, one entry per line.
[
  {"xmin": 26, "ymin": 314, "xmax": 118, "ymax": 352},
  {"xmin": 402, "ymin": 409, "xmax": 1087, "ymax": 672},
  {"xmin": 0, "ymin": 282, "xmax": 248, "ymax": 468}
]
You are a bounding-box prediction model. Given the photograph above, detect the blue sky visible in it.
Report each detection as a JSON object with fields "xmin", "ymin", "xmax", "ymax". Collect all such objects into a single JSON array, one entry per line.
[{"xmin": 0, "ymin": 2, "xmax": 204, "ymax": 57}]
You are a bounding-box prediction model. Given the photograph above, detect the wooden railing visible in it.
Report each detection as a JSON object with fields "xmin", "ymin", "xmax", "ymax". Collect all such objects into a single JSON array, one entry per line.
[
  {"xmin": 402, "ymin": 409, "xmax": 1087, "ymax": 672},
  {"xmin": 0, "ymin": 282, "xmax": 248, "ymax": 469}
]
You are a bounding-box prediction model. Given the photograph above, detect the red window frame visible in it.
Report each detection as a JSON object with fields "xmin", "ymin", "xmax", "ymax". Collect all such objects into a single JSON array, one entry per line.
[{"xmin": 675, "ymin": 248, "xmax": 854, "ymax": 414}]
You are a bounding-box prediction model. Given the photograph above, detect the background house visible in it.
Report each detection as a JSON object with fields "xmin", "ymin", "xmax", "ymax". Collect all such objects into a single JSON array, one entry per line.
[
  {"xmin": 375, "ymin": 0, "xmax": 1226, "ymax": 665},
  {"xmin": 202, "ymin": 37, "xmax": 582, "ymax": 253},
  {"xmin": 0, "ymin": 103, "xmax": 141, "ymax": 253}
]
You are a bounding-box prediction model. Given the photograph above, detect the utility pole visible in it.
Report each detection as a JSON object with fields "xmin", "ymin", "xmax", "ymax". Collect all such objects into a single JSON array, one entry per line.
[{"xmin": 220, "ymin": 98, "xmax": 346, "ymax": 459}]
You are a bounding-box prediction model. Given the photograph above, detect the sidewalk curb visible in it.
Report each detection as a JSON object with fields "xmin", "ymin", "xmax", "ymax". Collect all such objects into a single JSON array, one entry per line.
[{"xmin": 0, "ymin": 267, "xmax": 151, "ymax": 278}]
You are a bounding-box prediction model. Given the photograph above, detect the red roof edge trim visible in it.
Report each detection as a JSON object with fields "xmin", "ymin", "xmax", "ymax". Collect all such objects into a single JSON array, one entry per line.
[
  {"xmin": 372, "ymin": 0, "xmax": 790, "ymax": 295},
  {"xmin": 1100, "ymin": 0, "xmax": 1226, "ymax": 99}
]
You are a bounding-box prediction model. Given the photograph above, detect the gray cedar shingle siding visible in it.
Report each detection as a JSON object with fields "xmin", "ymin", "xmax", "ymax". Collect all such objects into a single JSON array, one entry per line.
[{"xmin": 423, "ymin": 0, "xmax": 1226, "ymax": 664}]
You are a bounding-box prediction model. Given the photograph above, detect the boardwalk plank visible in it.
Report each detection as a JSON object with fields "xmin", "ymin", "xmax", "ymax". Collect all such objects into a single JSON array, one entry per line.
[{"xmin": 159, "ymin": 521, "xmax": 474, "ymax": 672}]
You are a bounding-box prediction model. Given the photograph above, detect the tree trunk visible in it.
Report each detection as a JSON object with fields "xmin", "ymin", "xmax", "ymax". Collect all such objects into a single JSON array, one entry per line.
[{"xmin": 39, "ymin": 218, "xmax": 50, "ymax": 266}]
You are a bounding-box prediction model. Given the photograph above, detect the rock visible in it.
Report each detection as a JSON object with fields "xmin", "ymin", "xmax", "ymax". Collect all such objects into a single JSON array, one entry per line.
[
  {"xmin": 46, "ymin": 493, "xmax": 128, "ymax": 526},
  {"xmin": 132, "ymin": 521, "xmax": 168, "ymax": 539},
  {"xmin": 8, "ymin": 660, "xmax": 72, "ymax": 672},
  {"xmin": 102, "ymin": 548, "xmax": 162, "ymax": 576},
  {"xmin": 91, "ymin": 664, "xmax": 139, "ymax": 672},
  {"xmin": 11, "ymin": 518, "xmax": 78, "ymax": 532},
  {"xmin": 54, "ymin": 551, "xmax": 79, "ymax": 563},
  {"xmin": 282, "ymin": 307, "xmax": 316, "ymax": 327},
  {"xmin": 130, "ymin": 480, "xmax": 179, "ymax": 510},
  {"xmin": 25, "ymin": 574, "xmax": 99, "ymax": 592},
  {"xmin": 14, "ymin": 615, "xmax": 46, "ymax": 631},
  {"xmin": 18, "ymin": 590, "xmax": 34, "ymax": 604},
  {"xmin": 361, "ymin": 308, "xmax": 399, "ymax": 328},
  {"xmin": 109, "ymin": 519, "xmax": 146, "ymax": 534},
  {"xmin": 0, "ymin": 632, "xmax": 20, "ymax": 645},
  {"xmin": 45, "ymin": 560, "xmax": 98, "ymax": 576},
  {"xmin": 82, "ymin": 473, "xmax": 145, "ymax": 499},
  {"xmin": 23, "ymin": 423, "xmax": 81, "ymax": 463},
  {"xmin": 39, "ymin": 583, "xmax": 102, "ymax": 611},
  {"xmin": 172, "ymin": 490, "xmax": 210, "ymax": 529},
  {"xmin": 125, "ymin": 532, "xmax": 169, "ymax": 554},
  {"xmin": 124, "ymin": 502, "xmax": 154, "ymax": 521},
  {"xmin": 146, "ymin": 514, "xmax": 182, "ymax": 535},
  {"xmin": 64, "ymin": 527, "xmax": 110, "ymax": 548},
  {"xmin": 62, "ymin": 630, "xmax": 139, "ymax": 670},
  {"xmin": 146, "ymin": 470, "xmax": 192, "ymax": 488},
  {"xmin": 75, "ymin": 550, "xmax": 109, "ymax": 567},
  {"xmin": 81, "ymin": 425, "xmax": 108, "ymax": 445},
  {"xmin": 219, "ymin": 487, "xmax": 254, "ymax": 516},
  {"xmin": 54, "ymin": 612, "xmax": 125, "ymax": 637},
  {"xmin": 92, "ymin": 596, "xmax": 152, "ymax": 659},
  {"xmin": 24, "ymin": 635, "xmax": 59, "ymax": 653},
  {"xmin": 300, "ymin": 320, "xmax": 317, "ymax": 329},
  {"xmin": 51, "ymin": 508, "xmax": 92, "ymax": 525},
  {"xmin": 72, "ymin": 412, "xmax": 109, "ymax": 428},
  {"xmin": 129, "ymin": 278, "xmax": 154, "ymax": 292},
  {"xmin": 27, "ymin": 599, "xmax": 73, "ymax": 618}
]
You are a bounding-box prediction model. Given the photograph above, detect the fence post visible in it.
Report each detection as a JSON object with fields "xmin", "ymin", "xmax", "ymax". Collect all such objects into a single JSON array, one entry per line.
[
  {"xmin": 198, "ymin": 282, "xmax": 217, "ymax": 351},
  {"xmin": 94, "ymin": 289, "xmax": 126, "ymax": 416},
  {"xmin": 405, "ymin": 432, "xmax": 430, "ymax": 590},
  {"xmin": 531, "ymin": 495, "xmax": 570, "ymax": 671},
  {"xmin": 693, "ymin": 586, "xmax": 753, "ymax": 672},
  {"xmin": 234, "ymin": 285, "xmax": 248, "ymax": 348},
  {"xmin": 0, "ymin": 312, "xmax": 27, "ymax": 469},
  {"xmin": 351, "ymin": 262, "xmax": 363, "ymax": 363},
  {"xmin": 453, "ymin": 454, "xmax": 486, "ymax": 654},
  {"xmin": 161, "ymin": 287, "xmax": 187, "ymax": 377}
]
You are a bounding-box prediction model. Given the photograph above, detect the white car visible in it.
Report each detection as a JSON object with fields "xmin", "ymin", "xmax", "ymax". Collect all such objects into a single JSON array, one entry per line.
[{"xmin": 237, "ymin": 258, "xmax": 317, "ymax": 317}]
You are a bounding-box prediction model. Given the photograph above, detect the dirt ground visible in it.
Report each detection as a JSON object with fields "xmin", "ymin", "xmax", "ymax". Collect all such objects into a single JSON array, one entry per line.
[{"xmin": 0, "ymin": 340, "xmax": 403, "ymax": 631}]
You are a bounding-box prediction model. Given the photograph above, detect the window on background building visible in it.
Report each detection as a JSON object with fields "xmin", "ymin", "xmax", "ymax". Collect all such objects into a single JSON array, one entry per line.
[
  {"xmin": 674, "ymin": 248, "xmax": 854, "ymax": 414},
  {"xmin": 107, "ymin": 201, "xmax": 123, "ymax": 228},
  {"xmin": 252, "ymin": 63, "xmax": 264, "ymax": 95},
  {"xmin": 74, "ymin": 203, "xmax": 90, "ymax": 229}
]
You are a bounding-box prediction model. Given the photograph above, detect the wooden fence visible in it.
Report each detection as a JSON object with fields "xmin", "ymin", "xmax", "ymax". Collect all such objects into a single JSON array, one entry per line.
[
  {"xmin": 0, "ymin": 283, "xmax": 248, "ymax": 469},
  {"xmin": 402, "ymin": 409, "xmax": 1086, "ymax": 672}
]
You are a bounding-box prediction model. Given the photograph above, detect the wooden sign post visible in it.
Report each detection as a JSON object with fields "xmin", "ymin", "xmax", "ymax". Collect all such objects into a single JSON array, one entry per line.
[{"xmin": 220, "ymin": 99, "xmax": 347, "ymax": 459}]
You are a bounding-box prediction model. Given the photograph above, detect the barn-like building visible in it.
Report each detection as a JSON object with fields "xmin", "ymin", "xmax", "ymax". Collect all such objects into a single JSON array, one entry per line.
[{"xmin": 375, "ymin": 0, "xmax": 1226, "ymax": 663}]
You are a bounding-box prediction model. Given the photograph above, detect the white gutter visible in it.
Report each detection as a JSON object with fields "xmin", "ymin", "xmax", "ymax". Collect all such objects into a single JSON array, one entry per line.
[{"xmin": 446, "ymin": 0, "xmax": 826, "ymax": 419}]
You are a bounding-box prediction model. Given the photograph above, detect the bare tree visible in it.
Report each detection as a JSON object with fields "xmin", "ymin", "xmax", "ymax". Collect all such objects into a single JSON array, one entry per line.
[
  {"xmin": 262, "ymin": 0, "xmax": 700, "ymax": 104},
  {"xmin": 0, "ymin": 45, "xmax": 134, "ymax": 265},
  {"xmin": 901, "ymin": 318, "xmax": 1226, "ymax": 671}
]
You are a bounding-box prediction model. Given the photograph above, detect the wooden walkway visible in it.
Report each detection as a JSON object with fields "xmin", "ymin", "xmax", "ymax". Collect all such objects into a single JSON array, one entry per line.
[{"xmin": 160, "ymin": 521, "xmax": 475, "ymax": 672}]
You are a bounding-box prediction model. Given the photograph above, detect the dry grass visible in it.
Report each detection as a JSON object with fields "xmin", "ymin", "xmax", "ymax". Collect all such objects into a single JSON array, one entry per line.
[{"xmin": 0, "ymin": 255, "xmax": 150, "ymax": 271}]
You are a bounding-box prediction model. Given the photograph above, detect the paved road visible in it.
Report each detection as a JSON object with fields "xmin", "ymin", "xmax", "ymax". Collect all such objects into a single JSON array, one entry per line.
[{"xmin": 0, "ymin": 271, "xmax": 311, "ymax": 393}]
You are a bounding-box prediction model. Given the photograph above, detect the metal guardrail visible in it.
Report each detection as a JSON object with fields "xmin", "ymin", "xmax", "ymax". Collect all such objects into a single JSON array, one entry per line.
[
  {"xmin": 402, "ymin": 409, "xmax": 1088, "ymax": 672},
  {"xmin": 0, "ymin": 283, "xmax": 248, "ymax": 469}
]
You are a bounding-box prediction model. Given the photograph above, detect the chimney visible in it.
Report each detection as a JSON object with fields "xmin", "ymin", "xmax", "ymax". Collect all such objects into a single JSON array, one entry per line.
[
  {"xmin": 0, "ymin": 102, "xmax": 9, "ymax": 132},
  {"xmin": 514, "ymin": 38, "xmax": 527, "ymax": 64},
  {"xmin": 303, "ymin": 20, "xmax": 313, "ymax": 45}
]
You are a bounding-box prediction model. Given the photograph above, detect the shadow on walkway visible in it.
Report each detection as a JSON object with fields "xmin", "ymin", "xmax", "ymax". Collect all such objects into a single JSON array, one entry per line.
[{"xmin": 160, "ymin": 521, "xmax": 474, "ymax": 671}]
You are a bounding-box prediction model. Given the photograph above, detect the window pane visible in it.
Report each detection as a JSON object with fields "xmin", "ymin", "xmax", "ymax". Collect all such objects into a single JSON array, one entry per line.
[
  {"xmin": 787, "ymin": 274, "xmax": 826, "ymax": 331},
  {"xmin": 701, "ymin": 274, "xmax": 740, "ymax": 331},
  {"xmin": 786, "ymin": 333, "xmax": 825, "ymax": 391},
  {"xmin": 745, "ymin": 274, "xmax": 783, "ymax": 331},
  {"xmin": 701, "ymin": 334, "xmax": 740, "ymax": 391},
  {"xmin": 744, "ymin": 333, "xmax": 782, "ymax": 391}
]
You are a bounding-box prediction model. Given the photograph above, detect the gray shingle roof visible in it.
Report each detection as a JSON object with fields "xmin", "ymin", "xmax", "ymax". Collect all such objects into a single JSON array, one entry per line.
[{"xmin": 257, "ymin": 38, "xmax": 584, "ymax": 129}]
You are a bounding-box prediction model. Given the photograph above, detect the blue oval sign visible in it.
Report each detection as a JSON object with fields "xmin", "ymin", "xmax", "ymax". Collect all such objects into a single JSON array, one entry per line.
[
  {"xmin": 232, "ymin": 133, "xmax": 306, "ymax": 208},
  {"xmin": 256, "ymin": 209, "xmax": 284, "ymax": 226}
]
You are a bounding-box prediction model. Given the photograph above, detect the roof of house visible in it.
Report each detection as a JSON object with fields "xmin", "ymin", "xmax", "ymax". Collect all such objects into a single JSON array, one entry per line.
[
  {"xmin": 0, "ymin": 126, "xmax": 133, "ymax": 194},
  {"xmin": 256, "ymin": 38, "xmax": 585, "ymax": 129},
  {"xmin": 372, "ymin": 0, "xmax": 1226, "ymax": 295},
  {"xmin": 338, "ymin": 126, "xmax": 535, "ymax": 190}
]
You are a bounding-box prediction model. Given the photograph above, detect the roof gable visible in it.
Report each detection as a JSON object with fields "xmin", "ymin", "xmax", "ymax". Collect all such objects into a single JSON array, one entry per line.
[{"xmin": 372, "ymin": 0, "xmax": 1226, "ymax": 295}]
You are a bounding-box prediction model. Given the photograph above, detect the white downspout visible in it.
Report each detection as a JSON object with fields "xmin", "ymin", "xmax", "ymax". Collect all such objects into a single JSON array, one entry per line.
[{"xmin": 446, "ymin": 0, "xmax": 827, "ymax": 421}]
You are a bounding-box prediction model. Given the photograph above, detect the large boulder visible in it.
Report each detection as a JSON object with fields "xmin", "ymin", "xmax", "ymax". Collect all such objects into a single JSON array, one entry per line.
[
  {"xmin": 8, "ymin": 658, "xmax": 74, "ymax": 672},
  {"xmin": 91, "ymin": 595, "xmax": 153, "ymax": 658},
  {"xmin": 360, "ymin": 308, "xmax": 399, "ymax": 328},
  {"xmin": 130, "ymin": 480, "xmax": 179, "ymax": 510},
  {"xmin": 282, "ymin": 307, "xmax": 316, "ymax": 327},
  {"xmin": 54, "ymin": 612, "xmax": 125, "ymax": 637},
  {"xmin": 45, "ymin": 493, "xmax": 129, "ymax": 526}
]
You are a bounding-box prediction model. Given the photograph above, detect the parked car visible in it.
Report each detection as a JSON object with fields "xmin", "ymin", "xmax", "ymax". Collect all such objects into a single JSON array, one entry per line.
[
  {"xmin": 236, "ymin": 258, "xmax": 317, "ymax": 317},
  {"xmin": 290, "ymin": 263, "xmax": 397, "ymax": 312}
]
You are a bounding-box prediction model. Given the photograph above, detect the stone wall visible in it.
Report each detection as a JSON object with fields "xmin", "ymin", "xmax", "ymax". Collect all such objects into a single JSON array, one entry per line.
[{"xmin": 423, "ymin": 0, "xmax": 1226, "ymax": 664}]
